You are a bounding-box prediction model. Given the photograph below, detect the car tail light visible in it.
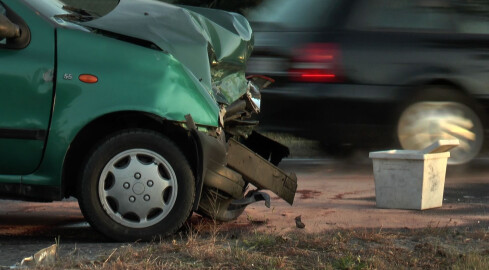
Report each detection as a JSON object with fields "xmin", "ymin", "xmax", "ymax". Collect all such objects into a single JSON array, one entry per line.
[{"xmin": 289, "ymin": 43, "xmax": 342, "ymax": 83}]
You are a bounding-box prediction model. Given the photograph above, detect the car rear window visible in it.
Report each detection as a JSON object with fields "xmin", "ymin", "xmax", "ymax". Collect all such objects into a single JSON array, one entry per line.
[
  {"xmin": 349, "ymin": 0, "xmax": 454, "ymax": 32},
  {"xmin": 247, "ymin": 0, "xmax": 340, "ymax": 30}
]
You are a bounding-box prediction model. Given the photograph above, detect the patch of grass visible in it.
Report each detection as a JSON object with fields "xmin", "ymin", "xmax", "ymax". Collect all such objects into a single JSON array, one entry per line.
[
  {"xmin": 39, "ymin": 227, "xmax": 489, "ymax": 269},
  {"xmin": 333, "ymin": 254, "xmax": 369, "ymax": 270},
  {"xmin": 242, "ymin": 231, "xmax": 277, "ymax": 250},
  {"xmin": 453, "ymin": 253, "xmax": 489, "ymax": 270}
]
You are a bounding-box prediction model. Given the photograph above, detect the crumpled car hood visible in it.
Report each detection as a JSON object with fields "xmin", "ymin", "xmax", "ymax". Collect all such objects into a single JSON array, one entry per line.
[{"xmin": 82, "ymin": 0, "xmax": 253, "ymax": 104}]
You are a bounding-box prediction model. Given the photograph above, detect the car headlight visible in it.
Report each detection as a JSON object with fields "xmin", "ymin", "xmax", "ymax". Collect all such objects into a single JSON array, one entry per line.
[{"xmin": 247, "ymin": 81, "xmax": 261, "ymax": 113}]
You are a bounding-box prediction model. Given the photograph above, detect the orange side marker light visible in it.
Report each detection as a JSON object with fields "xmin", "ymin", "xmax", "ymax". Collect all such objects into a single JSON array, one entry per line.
[{"xmin": 79, "ymin": 74, "xmax": 98, "ymax": 84}]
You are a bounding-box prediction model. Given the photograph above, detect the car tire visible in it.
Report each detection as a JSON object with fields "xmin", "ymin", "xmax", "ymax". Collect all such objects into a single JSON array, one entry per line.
[
  {"xmin": 77, "ymin": 129, "xmax": 195, "ymax": 242},
  {"xmin": 397, "ymin": 88, "xmax": 484, "ymax": 165}
]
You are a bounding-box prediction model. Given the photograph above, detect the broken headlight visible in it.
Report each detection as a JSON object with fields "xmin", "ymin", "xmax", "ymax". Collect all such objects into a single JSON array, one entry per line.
[{"xmin": 246, "ymin": 80, "xmax": 261, "ymax": 114}]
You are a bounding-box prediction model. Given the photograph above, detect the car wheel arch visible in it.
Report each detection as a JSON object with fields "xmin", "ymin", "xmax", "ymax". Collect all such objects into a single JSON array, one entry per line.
[
  {"xmin": 61, "ymin": 111, "xmax": 201, "ymax": 199},
  {"xmin": 77, "ymin": 129, "xmax": 196, "ymax": 241}
]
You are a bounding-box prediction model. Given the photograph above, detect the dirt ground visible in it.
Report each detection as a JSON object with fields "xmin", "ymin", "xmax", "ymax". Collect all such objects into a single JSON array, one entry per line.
[
  {"xmin": 1, "ymin": 157, "xmax": 489, "ymax": 267},
  {"xmin": 218, "ymin": 158, "xmax": 489, "ymax": 234}
]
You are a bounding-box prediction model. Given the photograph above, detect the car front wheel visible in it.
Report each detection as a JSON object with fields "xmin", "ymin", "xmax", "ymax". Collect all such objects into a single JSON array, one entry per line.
[{"xmin": 78, "ymin": 130, "xmax": 195, "ymax": 241}]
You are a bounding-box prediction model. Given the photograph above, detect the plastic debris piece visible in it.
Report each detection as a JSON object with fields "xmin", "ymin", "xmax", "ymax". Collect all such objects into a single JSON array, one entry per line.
[{"xmin": 20, "ymin": 244, "xmax": 57, "ymax": 267}]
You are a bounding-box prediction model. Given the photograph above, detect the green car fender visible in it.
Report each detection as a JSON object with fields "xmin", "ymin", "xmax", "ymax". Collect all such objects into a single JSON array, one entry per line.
[{"xmin": 22, "ymin": 27, "xmax": 220, "ymax": 191}]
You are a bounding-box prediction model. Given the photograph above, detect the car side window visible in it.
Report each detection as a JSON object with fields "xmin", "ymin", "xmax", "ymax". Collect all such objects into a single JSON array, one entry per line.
[
  {"xmin": 349, "ymin": 0, "xmax": 454, "ymax": 32},
  {"xmin": 454, "ymin": 1, "xmax": 489, "ymax": 34}
]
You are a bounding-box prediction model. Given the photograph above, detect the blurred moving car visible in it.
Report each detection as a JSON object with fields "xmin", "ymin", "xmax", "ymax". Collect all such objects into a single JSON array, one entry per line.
[{"xmin": 247, "ymin": 0, "xmax": 489, "ymax": 164}]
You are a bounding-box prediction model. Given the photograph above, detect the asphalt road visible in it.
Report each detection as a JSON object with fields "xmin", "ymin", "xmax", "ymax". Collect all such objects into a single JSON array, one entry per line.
[{"xmin": 1, "ymin": 157, "xmax": 489, "ymax": 267}]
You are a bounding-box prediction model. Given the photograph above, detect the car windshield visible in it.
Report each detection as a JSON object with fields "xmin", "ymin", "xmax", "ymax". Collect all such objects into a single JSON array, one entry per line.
[
  {"xmin": 22, "ymin": 0, "xmax": 118, "ymax": 23},
  {"xmin": 247, "ymin": 0, "xmax": 339, "ymax": 29}
]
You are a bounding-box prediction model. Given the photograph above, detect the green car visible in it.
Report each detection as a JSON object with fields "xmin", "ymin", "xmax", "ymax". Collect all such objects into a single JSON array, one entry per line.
[{"xmin": 0, "ymin": 0, "xmax": 297, "ymax": 241}]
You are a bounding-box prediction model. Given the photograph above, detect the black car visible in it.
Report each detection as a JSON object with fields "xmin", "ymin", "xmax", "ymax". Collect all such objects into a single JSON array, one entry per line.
[{"xmin": 247, "ymin": 0, "xmax": 489, "ymax": 164}]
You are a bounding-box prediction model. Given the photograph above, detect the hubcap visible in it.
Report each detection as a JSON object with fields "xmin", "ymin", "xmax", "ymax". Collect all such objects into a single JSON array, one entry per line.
[
  {"xmin": 398, "ymin": 102, "xmax": 483, "ymax": 165},
  {"xmin": 98, "ymin": 149, "xmax": 178, "ymax": 228}
]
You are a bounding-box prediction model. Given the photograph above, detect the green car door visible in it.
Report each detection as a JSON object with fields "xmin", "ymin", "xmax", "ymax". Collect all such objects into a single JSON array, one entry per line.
[{"xmin": 0, "ymin": 1, "xmax": 55, "ymax": 175}]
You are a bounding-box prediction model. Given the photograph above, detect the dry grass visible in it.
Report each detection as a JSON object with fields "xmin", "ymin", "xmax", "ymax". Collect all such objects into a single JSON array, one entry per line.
[{"xmin": 32, "ymin": 223, "xmax": 489, "ymax": 270}]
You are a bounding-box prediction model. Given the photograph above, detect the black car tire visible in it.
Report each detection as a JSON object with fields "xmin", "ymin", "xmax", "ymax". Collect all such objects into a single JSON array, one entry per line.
[
  {"xmin": 78, "ymin": 129, "xmax": 195, "ymax": 242},
  {"xmin": 397, "ymin": 88, "xmax": 484, "ymax": 165}
]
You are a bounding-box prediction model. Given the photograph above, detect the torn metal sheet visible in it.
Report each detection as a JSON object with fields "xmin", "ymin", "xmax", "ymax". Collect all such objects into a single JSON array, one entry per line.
[
  {"xmin": 80, "ymin": 0, "xmax": 253, "ymax": 104},
  {"xmin": 231, "ymin": 190, "xmax": 271, "ymax": 208},
  {"xmin": 226, "ymin": 138, "xmax": 298, "ymax": 205},
  {"xmin": 204, "ymin": 165, "xmax": 246, "ymax": 200}
]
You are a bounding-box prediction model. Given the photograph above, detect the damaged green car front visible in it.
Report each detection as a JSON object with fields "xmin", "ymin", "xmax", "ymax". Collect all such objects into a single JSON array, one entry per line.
[
  {"xmin": 1, "ymin": 0, "xmax": 297, "ymax": 241},
  {"xmin": 79, "ymin": 1, "xmax": 297, "ymax": 230}
]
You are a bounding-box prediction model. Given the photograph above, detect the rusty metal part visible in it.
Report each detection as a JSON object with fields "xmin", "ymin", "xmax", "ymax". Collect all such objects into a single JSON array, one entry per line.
[
  {"xmin": 185, "ymin": 114, "xmax": 228, "ymax": 211},
  {"xmin": 198, "ymin": 188, "xmax": 244, "ymax": 222},
  {"xmin": 226, "ymin": 138, "xmax": 297, "ymax": 205},
  {"xmin": 231, "ymin": 190, "xmax": 270, "ymax": 208},
  {"xmin": 224, "ymin": 120, "xmax": 258, "ymax": 137},
  {"xmin": 203, "ymin": 166, "xmax": 245, "ymax": 199},
  {"xmin": 224, "ymin": 100, "xmax": 247, "ymax": 120}
]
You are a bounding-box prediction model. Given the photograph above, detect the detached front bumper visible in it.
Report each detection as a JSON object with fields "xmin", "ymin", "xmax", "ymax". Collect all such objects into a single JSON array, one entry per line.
[
  {"xmin": 226, "ymin": 138, "xmax": 297, "ymax": 204},
  {"xmin": 188, "ymin": 120, "xmax": 297, "ymax": 221}
]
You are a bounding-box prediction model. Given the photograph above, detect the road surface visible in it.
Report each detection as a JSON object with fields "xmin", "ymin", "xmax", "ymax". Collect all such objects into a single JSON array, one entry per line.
[{"xmin": 1, "ymin": 157, "xmax": 489, "ymax": 266}]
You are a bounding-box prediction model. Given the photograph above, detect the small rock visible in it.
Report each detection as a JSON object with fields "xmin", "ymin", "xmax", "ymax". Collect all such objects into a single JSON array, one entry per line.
[{"xmin": 295, "ymin": 215, "xmax": 305, "ymax": 229}]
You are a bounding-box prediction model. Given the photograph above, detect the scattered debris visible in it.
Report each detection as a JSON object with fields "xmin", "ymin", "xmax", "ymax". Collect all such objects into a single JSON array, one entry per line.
[
  {"xmin": 295, "ymin": 215, "xmax": 305, "ymax": 229},
  {"xmin": 19, "ymin": 244, "xmax": 57, "ymax": 267}
]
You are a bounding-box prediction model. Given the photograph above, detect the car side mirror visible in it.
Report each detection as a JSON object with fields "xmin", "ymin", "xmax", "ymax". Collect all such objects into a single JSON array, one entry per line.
[{"xmin": 0, "ymin": 13, "xmax": 20, "ymax": 39}]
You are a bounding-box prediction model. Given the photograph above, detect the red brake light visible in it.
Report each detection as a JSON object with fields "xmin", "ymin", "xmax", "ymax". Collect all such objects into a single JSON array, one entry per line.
[{"xmin": 289, "ymin": 43, "xmax": 342, "ymax": 83}]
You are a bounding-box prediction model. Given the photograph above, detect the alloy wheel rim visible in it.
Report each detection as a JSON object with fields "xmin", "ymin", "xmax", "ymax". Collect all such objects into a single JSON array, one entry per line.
[{"xmin": 98, "ymin": 149, "xmax": 178, "ymax": 228}]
